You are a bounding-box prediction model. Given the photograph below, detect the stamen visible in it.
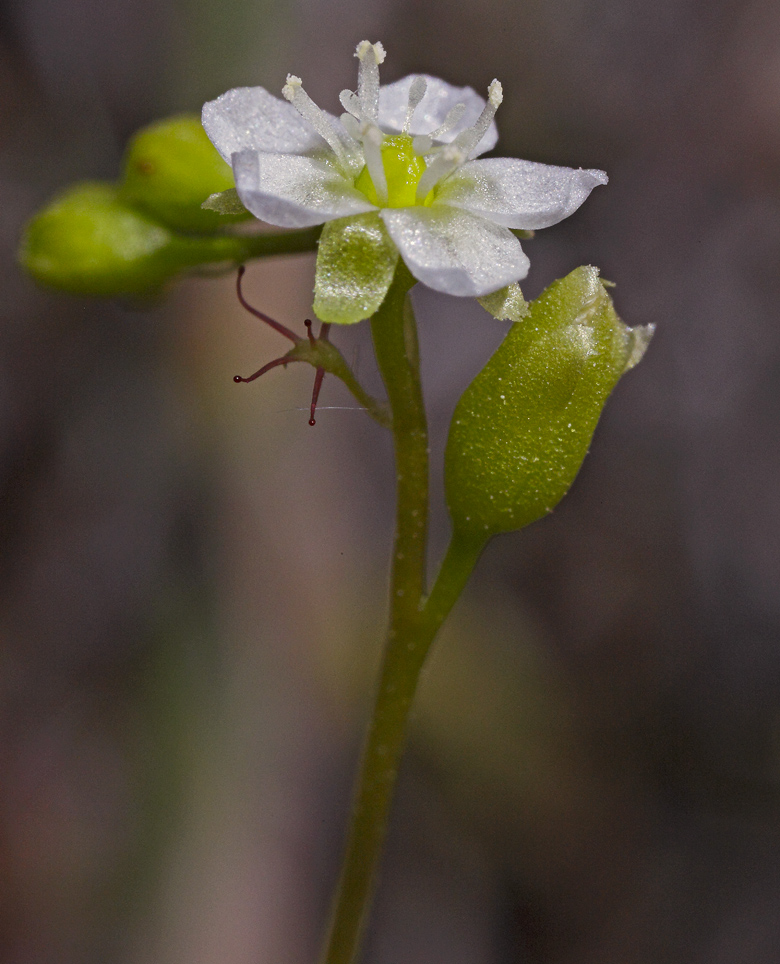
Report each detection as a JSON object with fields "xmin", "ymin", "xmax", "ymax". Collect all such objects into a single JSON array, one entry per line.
[
  {"xmin": 236, "ymin": 265, "xmax": 301, "ymax": 343},
  {"xmin": 282, "ymin": 74, "xmax": 352, "ymax": 171},
  {"xmin": 415, "ymin": 145, "xmax": 466, "ymax": 202},
  {"xmin": 412, "ymin": 104, "xmax": 466, "ymax": 156},
  {"xmin": 402, "ymin": 76, "xmax": 428, "ymax": 133},
  {"xmin": 428, "ymin": 102, "xmax": 467, "ymax": 140},
  {"xmin": 339, "ymin": 89, "xmax": 364, "ymax": 121},
  {"xmin": 361, "ymin": 124, "xmax": 388, "ymax": 204},
  {"xmin": 453, "ymin": 79, "xmax": 502, "ymax": 157},
  {"xmin": 355, "ymin": 41, "xmax": 385, "ymax": 123},
  {"xmin": 340, "ymin": 112, "xmax": 362, "ymax": 141}
]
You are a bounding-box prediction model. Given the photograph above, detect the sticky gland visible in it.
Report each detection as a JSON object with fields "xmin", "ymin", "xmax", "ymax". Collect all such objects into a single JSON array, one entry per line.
[{"xmin": 232, "ymin": 265, "xmax": 330, "ymax": 426}]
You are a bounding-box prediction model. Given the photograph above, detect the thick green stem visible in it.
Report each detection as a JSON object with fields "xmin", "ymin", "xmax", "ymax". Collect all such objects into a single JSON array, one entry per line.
[
  {"xmin": 319, "ymin": 264, "xmax": 425, "ymax": 964},
  {"xmin": 319, "ymin": 266, "xmax": 488, "ymax": 964},
  {"xmin": 370, "ymin": 263, "xmax": 429, "ymax": 622}
]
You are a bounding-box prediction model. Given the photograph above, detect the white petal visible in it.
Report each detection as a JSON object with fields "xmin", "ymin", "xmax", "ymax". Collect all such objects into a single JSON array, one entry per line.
[
  {"xmin": 378, "ymin": 75, "xmax": 498, "ymax": 155},
  {"xmin": 436, "ymin": 158, "xmax": 608, "ymax": 229},
  {"xmin": 233, "ymin": 150, "xmax": 376, "ymax": 228},
  {"xmin": 380, "ymin": 206, "xmax": 529, "ymax": 297},
  {"xmin": 203, "ymin": 87, "xmax": 335, "ymax": 161}
]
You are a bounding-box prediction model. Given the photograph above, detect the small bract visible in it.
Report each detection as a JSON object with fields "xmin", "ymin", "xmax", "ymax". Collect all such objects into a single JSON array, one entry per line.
[{"xmin": 203, "ymin": 41, "xmax": 608, "ymax": 323}]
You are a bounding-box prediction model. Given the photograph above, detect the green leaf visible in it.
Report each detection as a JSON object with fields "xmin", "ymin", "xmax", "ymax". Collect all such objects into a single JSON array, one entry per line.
[
  {"xmin": 445, "ymin": 266, "xmax": 653, "ymax": 537},
  {"xmin": 119, "ymin": 114, "xmax": 250, "ymax": 233},
  {"xmin": 314, "ymin": 212, "xmax": 398, "ymax": 324}
]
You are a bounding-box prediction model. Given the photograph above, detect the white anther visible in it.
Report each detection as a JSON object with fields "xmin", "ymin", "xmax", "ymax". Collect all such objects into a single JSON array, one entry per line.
[
  {"xmin": 282, "ymin": 74, "xmax": 303, "ymax": 98},
  {"xmin": 402, "ymin": 76, "xmax": 428, "ymax": 133},
  {"xmin": 453, "ymin": 79, "xmax": 502, "ymax": 157},
  {"xmin": 415, "ymin": 144, "xmax": 466, "ymax": 202},
  {"xmin": 355, "ymin": 40, "xmax": 385, "ymax": 123},
  {"xmin": 361, "ymin": 123, "xmax": 388, "ymax": 204},
  {"xmin": 282, "ymin": 74, "xmax": 352, "ymax": 171},
  {"xmin": 355, "ymin": 40, "xmax": 386, "ymax": 64},
  {"xmin": 488, "ymin": 78, "xmax": 503, "ymax": 108}
]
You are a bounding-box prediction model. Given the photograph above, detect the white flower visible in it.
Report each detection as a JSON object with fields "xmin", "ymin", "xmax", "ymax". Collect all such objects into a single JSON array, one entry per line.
[{"xmin": 203, "ymin": 41, "xmax": 607, "ymax": 323}]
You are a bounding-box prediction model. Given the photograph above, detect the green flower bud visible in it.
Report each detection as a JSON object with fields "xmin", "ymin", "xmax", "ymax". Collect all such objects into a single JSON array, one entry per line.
[
  {"xmin": 18, "ymin": 182, "xmax": 244, "ymax": 297},
  {"xmin": 19, "ymin": 182, "xmax": 184, "ymax": 296},
  {"xmin": 119, "ymin": 114, "xmax": 249, "ymax": 233},
  {"xmin": 445, "ymin": 266, "xmax": 653, "ymax": 537}
]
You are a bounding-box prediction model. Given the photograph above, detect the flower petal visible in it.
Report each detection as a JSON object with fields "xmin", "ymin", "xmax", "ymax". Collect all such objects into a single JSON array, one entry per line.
[
  {"xmin": 314, "ymin": 212, "xmax": 398, "ymax": 324},
  {"xmin": 378, "ymin": 75, "xmax": 498, "ymax": 155},
  {"xmin": 203, "ymin": 87, "xmax": 334, "ymax": 161},
  {"xmin": 233, "ymin": 150, "xmax": 376, "ymax": 228},
  {"xmin": 435, "ymin": 158, "xmax": 608, "ymax": 229},
  {"xmin": 380, "ymin": 206, "xmax": 529, "ymax": 297}
]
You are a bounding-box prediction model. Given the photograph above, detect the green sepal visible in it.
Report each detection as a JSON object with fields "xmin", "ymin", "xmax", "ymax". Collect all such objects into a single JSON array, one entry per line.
[
  {"xmin": 477, "ymin": 283, "xmax": 529, "ymax": 322},
  {"xmin": 445, "ymin": 266, "xmax": 653, "ymax": 537},
  {"xmin": 314, "ymin": 212, "xmax": 398, "ymax": 324},
  {"xmin": 119, "ymin": 114, "xmax": 250, "ymax": 233},
  {"xmin": 201, "ymin": 188, "xmax": 248, "ymax": 217}
]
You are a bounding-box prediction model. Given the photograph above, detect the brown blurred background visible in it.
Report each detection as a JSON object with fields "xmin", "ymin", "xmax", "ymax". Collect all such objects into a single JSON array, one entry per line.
[{"xmin": 3, "ymin": 0, "xmax": 780, "ymax": 962}]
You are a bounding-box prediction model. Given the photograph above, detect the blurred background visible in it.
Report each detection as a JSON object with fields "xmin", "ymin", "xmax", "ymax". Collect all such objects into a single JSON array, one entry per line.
[{"xmin": 3, "ymin": 0, "xmax": 780, "ymax": 961}]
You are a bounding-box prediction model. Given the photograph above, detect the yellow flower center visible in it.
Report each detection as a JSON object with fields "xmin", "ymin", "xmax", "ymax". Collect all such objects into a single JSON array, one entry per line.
[{"xmin": 354, "ymin": 135, "xmax": 432, "ymax": 207}]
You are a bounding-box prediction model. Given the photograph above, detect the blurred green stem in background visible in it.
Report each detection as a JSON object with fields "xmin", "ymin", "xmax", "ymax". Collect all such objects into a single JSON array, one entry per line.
[{"xmin": 319, "ymin": 263, "xmax": 487, "ymax": 964}]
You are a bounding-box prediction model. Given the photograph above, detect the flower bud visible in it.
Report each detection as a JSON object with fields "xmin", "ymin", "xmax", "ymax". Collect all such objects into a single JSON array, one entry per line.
[
  {"xmin": 445, "ymin": 266, "xmax": 653, "ymax": 537},
  {"xmin": 19, "ymin": 182, "xmax": 189, "ymax": 296},
  {"xmin": 119, "ymin": 114, "xmax": 249, "ymax": 233}
]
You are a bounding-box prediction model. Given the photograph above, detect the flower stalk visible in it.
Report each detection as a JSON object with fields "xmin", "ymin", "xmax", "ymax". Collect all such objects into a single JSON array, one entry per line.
[{"xmin": 319, "ymin": 263, "xmax": 487, "ymax": 964}]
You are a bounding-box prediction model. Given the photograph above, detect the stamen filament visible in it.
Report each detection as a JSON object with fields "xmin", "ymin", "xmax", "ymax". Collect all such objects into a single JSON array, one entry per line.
[
  {"xmin": 339, "ymin": 89, "xmax": 363, "ymax": 121},
  {"xmin": 415, "ymin": 145, "xmax": 466, "ymax": 202},
  {"xmin": 412, "ymin": 104, "xmax": 466, "ymax": 156},
  {"xmin": 402, "ymin": 76, "xmax": 428, "ymax": 133},
  {"xmin": 361, "ymin": 124, "xmax": 389, "ymax": 204},
  {"xmin": 340, "ymin": 112, "xmax": 363, "ymax": 143},
  {"xmin": 355, "ymin": 41, "xmax": 385, "ymax": 123},
  {"xmin": 428, "ymin": 102, "xmax": 467, "ymax": 140},
  {"xmin": 453, "ymin": 79, "xmax": 502, "ymax": 157},
  {"xmin": 283, "ymin": 74, "xmax": 352, "ymax": 171}
]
